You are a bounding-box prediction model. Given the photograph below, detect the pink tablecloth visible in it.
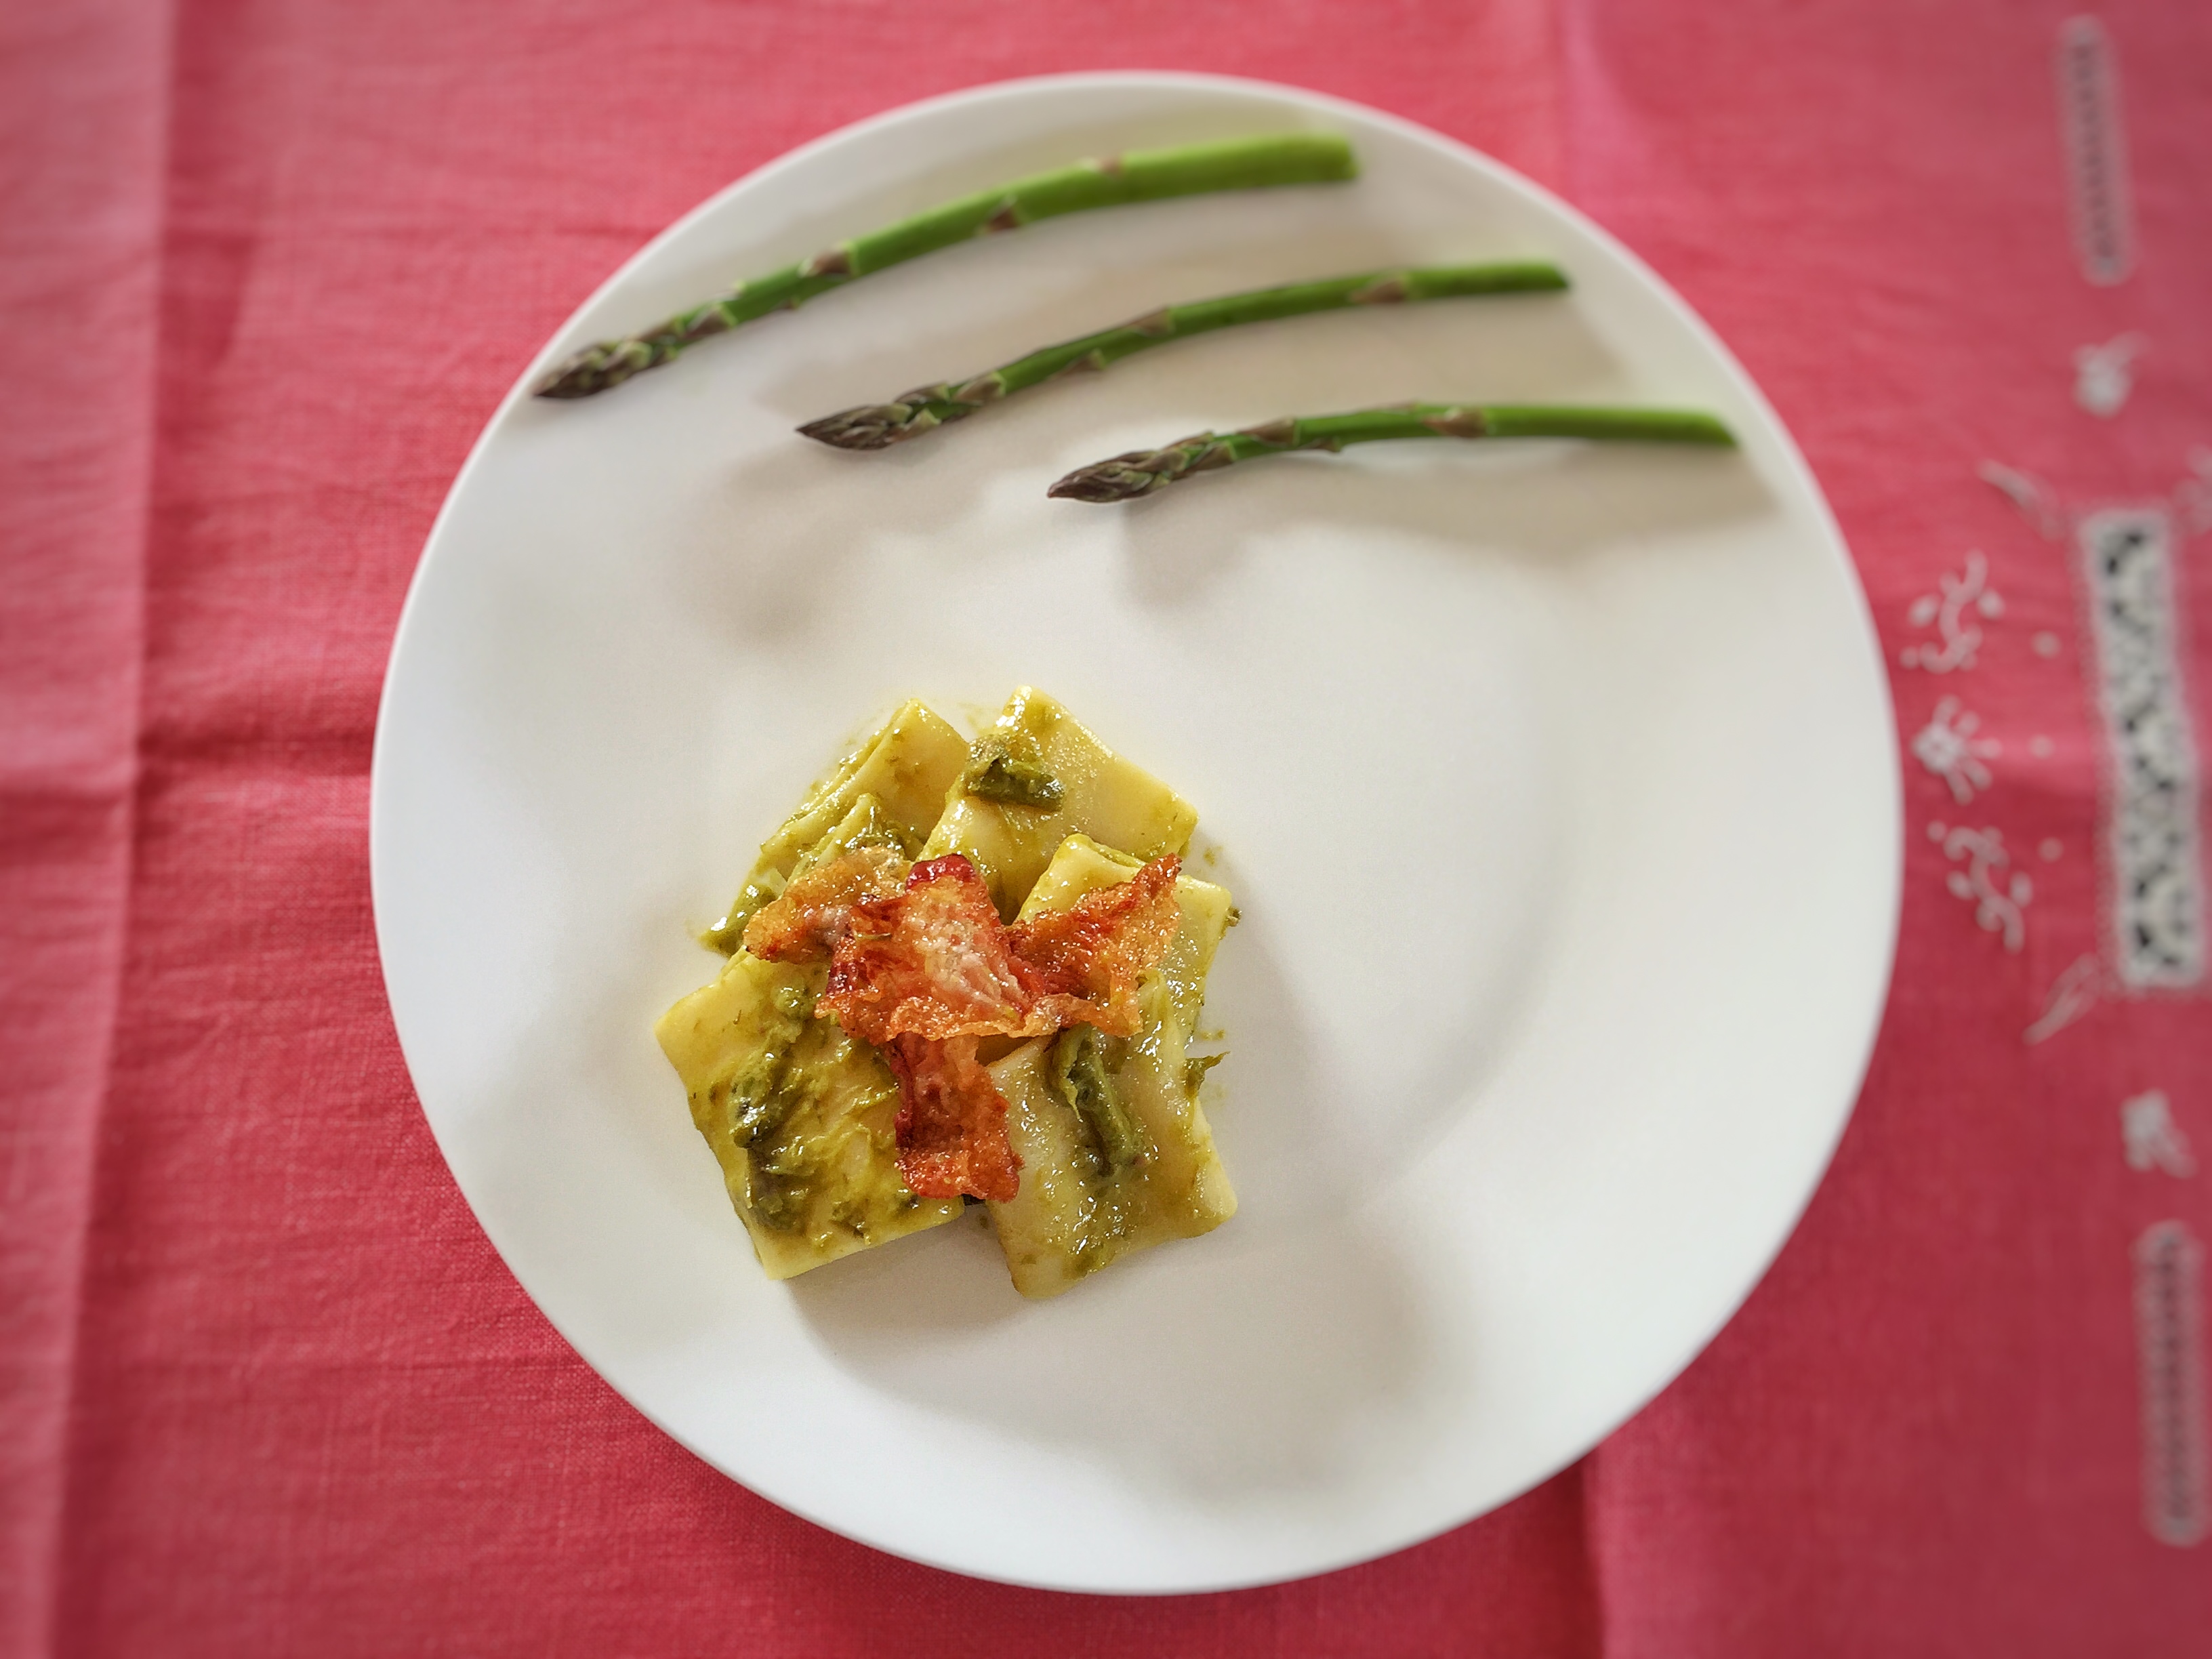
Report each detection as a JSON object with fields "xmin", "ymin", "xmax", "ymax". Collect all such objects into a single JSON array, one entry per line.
[{"xmin": 4, "ymin": 1, "xmax": 2208, "ymax": 1653}]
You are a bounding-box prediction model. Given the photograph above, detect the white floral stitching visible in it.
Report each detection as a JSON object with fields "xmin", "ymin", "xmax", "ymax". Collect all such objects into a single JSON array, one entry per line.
[
  {"xmin": 1901, "ymin": 552, "xmax": 2004, "ymax": 673},
  {"xmin": 2177, "ymin": 449, "xmax": 2212, "ymax": 536},
  {"xmin": 2025, "ymin": 953, "xmax": 2102, "ymax": 1044},
  {"xmin": 1911, "ymin": 696, "xmax": 2002, "ymax": 803},
  {"xmin": 1929, "ymin": 821, "xmax": 2032, "ymax": 951},
  {"xmin": 2124, "ymin": 1091, "xmax": 2198, "ymax": 1178},
  {"xmin": 1983, "ymin": 451, "xmax": 2212, "ymax": 541},
  {"xmin": 1980, "ymin": 461, "xmax": 2068, "ymax": 541},
  {"xmin": 2076, "ymin": 333, "xmax": 2145, "ymax": 417}
]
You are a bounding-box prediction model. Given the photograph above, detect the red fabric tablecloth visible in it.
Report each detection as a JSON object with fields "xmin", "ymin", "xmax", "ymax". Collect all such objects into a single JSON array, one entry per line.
[{"xmin": 5, "ymin": 1, "xmax": 2209, "ymax": 1653}]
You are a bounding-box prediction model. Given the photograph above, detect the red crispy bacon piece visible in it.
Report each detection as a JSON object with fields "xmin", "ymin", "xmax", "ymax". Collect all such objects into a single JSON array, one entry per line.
[
  {"xmin": 741, "ymin": 846, "xmax": 909, "ymax": 963},
  {"xmin": 1006, "ymin": 854, "xmax": 1182, "ymax": 1038},
  {"xmin": 818, "ymin": 852, "xmax": 1183, "ymax": 1044},
  {"xmin": 821, "ymin": 854, "xmax": 1036, "ymax": 1043},
  {"xmin": 755, "ymin": 849, "xmax": 1184, "ymax": 1203},
  {"xmin": 880, "ymin": 1033, "xmax": 1021, "ymax": 1202}
]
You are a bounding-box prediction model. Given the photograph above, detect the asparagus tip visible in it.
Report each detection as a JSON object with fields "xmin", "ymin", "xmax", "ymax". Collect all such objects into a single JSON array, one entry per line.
[
  {"xmin": 533, "ymin": 344, "xmax": 636, "ymax": 399},
  {"xmin": 532, "ymin": 363, "xmax": 603, "ymax": 399},
  {"xmin": 1046, "ymin": 456, "xmax": 1161, "ymax": 504},
  {"xmin": 796, "ymin": 406, "xmax": 909, "ymax": 450}
]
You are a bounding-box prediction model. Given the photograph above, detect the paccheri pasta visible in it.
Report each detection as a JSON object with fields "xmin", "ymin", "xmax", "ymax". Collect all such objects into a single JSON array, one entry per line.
[{"xmin": 655, "ymin": 689, "xmax": 1235, "ymax": 1298}]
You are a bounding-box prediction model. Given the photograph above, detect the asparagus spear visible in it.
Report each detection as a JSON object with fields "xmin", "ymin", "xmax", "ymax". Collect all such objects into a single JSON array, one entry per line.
[
  {"xmin": 1047, "ymin": 405, "xmax": 1737, "ymax": 502},
  {"xmin": 798, "ymin": 262, "xmax": 1568, "ymax": 449},
  {"xmin": 535, "ymin": 134, "xmax": 1358, "ymax": 399}
]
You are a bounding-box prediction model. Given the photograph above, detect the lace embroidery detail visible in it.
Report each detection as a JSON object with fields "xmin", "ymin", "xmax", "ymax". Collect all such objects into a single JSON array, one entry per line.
[
  {"xmin": 2124, "ymin": 1091, "xmax": 2197, "ymax": 1178},
  {"xmin": 1901, "ymin": 552, "xmax": 2003, "ymax": 673},
  {"xmin": 2075, "ymin": 333, "xmax": 2144, "ymax": 417},
  {"xmin": 1911, "ymin": 696, "xmax": 2001, "ymax": 803},
  {"xmin": 2057, "ymin": 16, "xmax": 2136, "ymax": 286},
  {"xmin": 2133, "ymin": 1221, "xmax": 2208, "ymax": 1546},
  {"xmin": 2079, "ymin": 508, "xmax": 2205, "ymax": 987},
  {"xmin": 2025, "ymin": 953, "xmax": 2101, "ymax": 1044},
  {"xmin": 1929, "ymin": 821, "xmax": 2031, "ymax": 951}
]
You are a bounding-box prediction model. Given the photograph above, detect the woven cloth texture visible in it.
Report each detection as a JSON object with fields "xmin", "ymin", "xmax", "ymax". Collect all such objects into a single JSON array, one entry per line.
[{"xmin": 3, "ymin": 1, "xmax": 2207, "ymax": 1654}]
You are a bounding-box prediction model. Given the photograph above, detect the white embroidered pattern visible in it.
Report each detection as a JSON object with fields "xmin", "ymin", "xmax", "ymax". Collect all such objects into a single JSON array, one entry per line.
[
  {"xmin": 1984, "ymin": 453, "xmax": 2212, "ymax": 541},
  {"xmin": 1911, "ymin": 697, "xmax": 2002, "ymax": 803},
  {"xmin": 2074, "ymin": 333, "xmax": 2144, "ymax": 417},
  {"xmin": 1929, "ymin": 821, "xmax": 2031, "ymax": 951},
  {"xmin": 2078, "ymin": 508, "xmax": 2205, "ymax": 987},
  {"xmin": 2133, "ymin": 1221, "xmax": 2209, "ymax": 1547},
  {"xmin": 1980, "ymin": 461, "xmax": 2067, "ymax": 541},
  {"xmin": 2056, "ymin": 16, "xmax": 2136, "ymax": 286},
  {"xmin": 2024, "ymin": 953, "xmax": 2101, "ymax": 1044},
  {"xmin": 2177, "ymin": 449, "xmax": 2212, "ymax": 536},
  {"xmin": 2124, "ymin": 1091, "xmax": 2198, "ymax": 1178},
  {"xmin": 1901, "ymin": 552, "xmax": 2004, "ymax": 673}
]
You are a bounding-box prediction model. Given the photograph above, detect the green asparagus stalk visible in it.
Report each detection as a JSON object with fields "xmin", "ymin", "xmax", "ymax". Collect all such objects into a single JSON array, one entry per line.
[
  {"xmin": 1047, "ymin": 405, "xmax": 1737, "ymax": 502},
  {"xmin": 535, "ymin": 134, "xmax": 1358, "ymax": 399},
  {"xmin": 798, "ymin": 262, "xmax": 1568, "ymax": 449}
]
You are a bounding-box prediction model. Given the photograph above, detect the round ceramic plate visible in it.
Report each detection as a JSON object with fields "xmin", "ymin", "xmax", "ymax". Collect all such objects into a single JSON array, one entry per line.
[{"xmin": 372, "ymin": 73, "xmax": 1899, "ymax": 1593}]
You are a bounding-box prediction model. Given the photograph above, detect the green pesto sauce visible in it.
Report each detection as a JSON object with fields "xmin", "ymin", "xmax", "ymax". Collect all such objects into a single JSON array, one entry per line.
[
  {"xmin": 1062, "ymin": 1171, "xmax": 1139, "ymax": 1276},
  {"xmin": 724, "ymin": 979, "xmax": 819, "ymax": 1231},
  {"xmin": 702, "ymin": 867, "xmax": 785, "ymax": 956},
  {"xmin": 962, "ymin": 736, "xmax": 1063, "ymax": 808},
  {"xmin": 1050, "ymin": 1025, "xmax": 1147, "ymax": 1175},
  {"xmin": 1038, "ymin": 1028, "xmax": 1161, "ymax": 1280},
  {"xmin": 1183, "ymin": 1052, "xmax": 1226, "ymax": 1097},
  {"xmin": 707, "ymin": 975, "xmax": 916, "ymax": 1242},
  {"xmin": 806, "ymin": 793, "xmax": 923, "ymax": 865}
]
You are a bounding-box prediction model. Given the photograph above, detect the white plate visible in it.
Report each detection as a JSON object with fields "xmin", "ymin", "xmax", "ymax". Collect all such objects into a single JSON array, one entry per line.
[{"xmin": 372, "ymin": 73, "xmax": 1899, "ymax": 1593}]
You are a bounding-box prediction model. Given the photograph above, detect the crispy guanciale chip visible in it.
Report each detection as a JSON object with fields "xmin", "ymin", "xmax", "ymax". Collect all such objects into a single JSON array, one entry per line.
[
  {"xmin": 823, "ymin": 855, "xmax": 1039, "ymax": 1042},
  {"xmin": 741, "ymin": 846, "xmax": 909, "ymax": 962},
  {"xmin": 1005, "ymin": 855, "xmax": 1182, "ymax": 1037},
  {"xmin": 820, "ymin": 853, "xmax": 1183, "ymax": 1043},
  {"xmin": 752, "ymin": 849, "xmax": 1183, "ymax": 1202},
  {"xmin": 880, "ymin": 1033, "xmax": 1021, "ymax": 1202}
]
